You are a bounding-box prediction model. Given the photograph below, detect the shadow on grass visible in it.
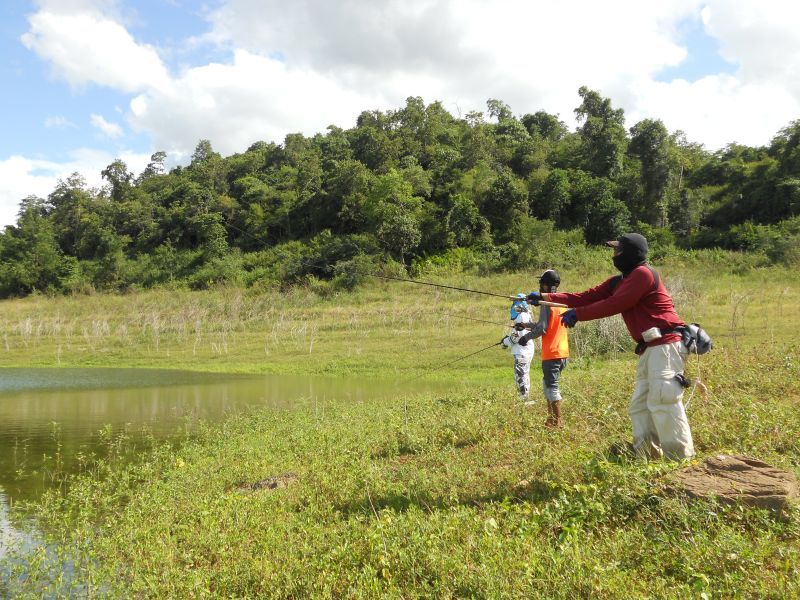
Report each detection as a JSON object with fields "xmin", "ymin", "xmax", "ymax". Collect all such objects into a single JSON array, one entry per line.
[{"xmin": 333, "ymin": 477, "xmax": 561, "ymax": 519}]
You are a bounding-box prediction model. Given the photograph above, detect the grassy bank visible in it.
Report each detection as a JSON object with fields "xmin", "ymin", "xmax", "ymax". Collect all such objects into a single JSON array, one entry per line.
[
  {"xmin": 0, "ymin": 251, "xmax": 797, "ymax": 376},
  {"xmin": 2, "ymin": 254, "xmax": 800, "ymax": 597}
]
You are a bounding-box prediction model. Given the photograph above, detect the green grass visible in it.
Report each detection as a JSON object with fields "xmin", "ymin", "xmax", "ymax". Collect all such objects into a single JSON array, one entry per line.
[
  {"xmin": 0, "ymin": 254, "xmax": 797, "ymax": 377},
  {"xmin": 2, "ymin": 254, "xmax": 800, "ymax": 597}
]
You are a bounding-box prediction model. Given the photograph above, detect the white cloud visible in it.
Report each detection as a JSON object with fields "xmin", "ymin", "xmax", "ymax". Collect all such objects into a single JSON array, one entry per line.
[
  {"xmin": 703, "ymin": 0, "xmax": 800, "ymax": 97},
  {"xmin": 629, "ymin": 75, "xmax": 799, "ymax": 148},
  {"xmin": 125, "ymin": 0, "xmax": 712, "ymax": 156},
  {"xmin": 0, "ymin": 150, "xmax": 151, "ymax": 228},
  {"xmin": 44, "ymin": 115, "xmax": 76, "ymax": 129},
  {"xmin": 128, "ymin": 49, "xmax": 385, "ymax": 156},
  {"xmin": 10, "ymin": 0, "xmax": 800, "ymax": 224},
  {"xmin": 90, "ymin": 113, "xmax": 124, "ymax": 138},
  {"xmin": 21, "ymin": 7, "xmax": 172, "ymax": 93},
  {"xmin": 24, "ymin": 0, "xmax": 800, "ymax": 154},
  {"xmin": 207, "ymin": 0, "xmax": 700, "ymax": 122},
  {"xmin": 201, "ymin": 0, "xmax": 800, "ymax": 149}
]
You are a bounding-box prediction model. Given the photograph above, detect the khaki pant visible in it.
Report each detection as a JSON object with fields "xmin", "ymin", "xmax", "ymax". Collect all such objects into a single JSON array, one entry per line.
[{"xmin": 629, "ymin": 341, "xmax": 695, "ymax": 460}]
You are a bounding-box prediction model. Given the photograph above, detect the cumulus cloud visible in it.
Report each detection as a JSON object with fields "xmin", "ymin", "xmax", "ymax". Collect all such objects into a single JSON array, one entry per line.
[
  {"xmin": 209, "ymin": 0, "xmax": 485, "ymax": 77},
  {"xmin": 622, "ymin": 0, "xmax": 800, "ymax": 148},
  {"xmin": 201, "ymin": 0, "xmax": 800, "ymax": 149},
  {"xmin": 207, "ymin": 0, "xmax": 699, "ymax": 121},
  {"xmin": 0, "ymin": 149, "xmax": 150, "ymax": 227},
  {"xmin": 628, "ymin": 75, "xmax": 799, "ymax": 148},
  {"xmin": 704, "ymin": 0, "xmax": 800, "ymax": 97},
  {"xmin": 90, "ymin": 113, "xmax": 124, "ymax": 138},
  {"xmin": 129, "ymin": 49, "xmax": 385, "ymax": 156},
  {"xmin": 21, "ymin": 5, "xmax": 172, "ymax": 93},
  {"xmin": 22, "ymin": 0, "xmax": 800, "ymax": 158},
  {"xmin": 124, "ymin": 0, "xmax": 719, "ymax": 156},
  {"xmin": 8, "ymin": 0, "xmax": 800, "ymax": 231}
]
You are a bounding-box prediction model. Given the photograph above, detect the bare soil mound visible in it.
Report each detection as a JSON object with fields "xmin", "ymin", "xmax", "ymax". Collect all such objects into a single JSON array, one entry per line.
[{"xmin": 670, "ymin": 455, "xmax": 799, "ymax": 511}]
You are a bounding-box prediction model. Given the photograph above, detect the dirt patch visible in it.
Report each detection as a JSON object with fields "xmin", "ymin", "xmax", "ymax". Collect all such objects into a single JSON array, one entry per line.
[
  {"xmin": 237, "ymin": 472, "xmax": 298, "ymax": 492},
  {"xmin": 669, "ymin": 455, "xmax": 799, "ymax": 511}
]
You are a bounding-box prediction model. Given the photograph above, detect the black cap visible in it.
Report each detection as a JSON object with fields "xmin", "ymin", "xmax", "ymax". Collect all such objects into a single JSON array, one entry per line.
[
  {"xmin": 606, "ymin": 233, "xmax": 648, "ymax": 255},
  {"xmin": 538, "ymin": 269, "xmax": 560, "ymax": 287}
]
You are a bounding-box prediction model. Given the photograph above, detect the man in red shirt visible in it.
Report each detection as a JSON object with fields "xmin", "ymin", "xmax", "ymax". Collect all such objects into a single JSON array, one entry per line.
[{"xmin": 528, "ymin": 233, "xmax": 695, "ymax": 460}]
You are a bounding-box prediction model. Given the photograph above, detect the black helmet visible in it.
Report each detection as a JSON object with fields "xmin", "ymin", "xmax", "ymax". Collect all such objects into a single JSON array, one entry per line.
[{"xmin": 538, "ymin": 269, "xmax": 560, "ymax": 287}]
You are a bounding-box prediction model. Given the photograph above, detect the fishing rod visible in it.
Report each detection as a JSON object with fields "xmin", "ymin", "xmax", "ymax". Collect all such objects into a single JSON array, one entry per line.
[
  {"xmin": 371, "ymin": 273, "xmax": 510, "ymax": 298},
  {"xmin": 221, "ymin": 225, "xmax": 567, "ymax": 308},
  {"xmin": 371, "ymin": 274, "xmax": 568, "ymax": 307},
  {"xmin": 456, "ymin": 315, "xmax": 509, "ymax": 326},
  {"xmin": 411, "ymin": 341, "xmax": 503, "ymax": 380}
]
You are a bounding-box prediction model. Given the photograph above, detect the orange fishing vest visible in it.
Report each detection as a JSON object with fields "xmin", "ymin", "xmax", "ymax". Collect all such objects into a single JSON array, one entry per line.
[{"xmin": 542, "ymin": 306, "xmax": 570, "ymax": 360}]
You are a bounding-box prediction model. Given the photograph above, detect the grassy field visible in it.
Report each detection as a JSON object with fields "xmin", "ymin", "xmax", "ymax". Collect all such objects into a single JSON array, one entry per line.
[
  {"xmin": 0, "ymin": 251, "xmax": 797, "ymax": 377},
  {"xmin": 2, "ymin": 252, "xmax": 800, "ymax": 597}
]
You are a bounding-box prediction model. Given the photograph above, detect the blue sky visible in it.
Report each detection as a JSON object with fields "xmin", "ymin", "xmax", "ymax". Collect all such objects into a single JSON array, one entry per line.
[
  {"xmin": 1, "ymin": 0, "xmax": 799, "ymax": 227},
  {"xmin": 655, "ymin": 13, "xmax": 737, "ymax": 83},
  {"xmin": 0, "ymin": 0, "xmax": 213, "ymax": 161}
]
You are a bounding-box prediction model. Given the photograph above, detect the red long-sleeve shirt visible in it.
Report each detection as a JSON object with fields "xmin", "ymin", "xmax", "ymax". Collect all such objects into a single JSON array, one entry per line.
[{"xmin": 548, "ymin": 265, "xmax": 684, "ymax": 348}]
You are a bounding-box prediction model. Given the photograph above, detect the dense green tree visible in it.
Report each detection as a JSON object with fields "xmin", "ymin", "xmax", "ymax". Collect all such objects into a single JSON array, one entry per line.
[
  {"xmin": 445, "ymin": 194, "xmax": 490, "ymax": 247},
  {"xmin": 583, "ymin": 196, "xmax": 630, "ymax": 244},
  {"xmin": 188, "ymin": 139, "xmax": 228, "ymax": 195},
  {"xmin": 101, "ymin": 159, "xmax": 134, "ymax": 202},
  {"xmin": 461, "ymin": 110, "xmax": 494, "ymax": 168},
  {"xmin": 0, "ymin": 197, "xmax": 68, "ymax": 295},
  {"xmin": 366, "ymin": 170, "xmax": 425, "ymax": 263},
  {"xmin": 533, "ymin": 169, "xmax": 571, "ymax": 222},
  {"xmin": 138, "ymin": 151, "xmax": 167, "ymax": 182},
  {"xmin": 629, "ymin": 119, "xmax": 672, "ymax": 226},
  {"xmin": 398, "ymin": 155, "xmax": 432, "ymax": 197},
  {"xmin": 521, "ymin": 111, "xmax": 568, "ymax": 142},
  {"xmin": 350, "ymin": 110, "xmax": 399, "ymax": 172},
  {"xmin": 481, "ymin": 170, "xmax": 528, "ymax": 241},
  {"xmin": 2, "ymin": 91, "xmax": 798, "ymax": 297},
  {"xmin": 326, "ymin": 159, "xmax": 373, "ymax": 233},
  {"xmin": 318, "ymin": 126, "xmax": 352, "ymax": 171},
  {"xmin": 574, "ymin": 86, "xmax": 628, "ymax": 179},
  {"xmin": 772, "ymin": 120, "xmax": 800, "ymax": 177}
]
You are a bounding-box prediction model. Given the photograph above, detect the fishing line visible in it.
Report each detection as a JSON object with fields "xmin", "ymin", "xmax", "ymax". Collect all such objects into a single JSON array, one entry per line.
[{"xmin": 684, "ymin": 347, "xmax": 708, "ymax": 410}]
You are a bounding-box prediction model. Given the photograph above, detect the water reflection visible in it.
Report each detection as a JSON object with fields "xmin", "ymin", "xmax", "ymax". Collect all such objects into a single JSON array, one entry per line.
[
  {"xmin": 0, "ymin": 368, "xmax": 439, "ymax": 589},
  {"xmin": 0, "ymin": 368, "xmax": 425, "ymax": 501}
]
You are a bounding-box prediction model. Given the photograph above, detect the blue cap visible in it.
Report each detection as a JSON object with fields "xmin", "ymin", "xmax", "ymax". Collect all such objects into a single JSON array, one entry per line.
[{"xmin": 510, "ymin": 293, "xmax": 529, "ymax": 320}]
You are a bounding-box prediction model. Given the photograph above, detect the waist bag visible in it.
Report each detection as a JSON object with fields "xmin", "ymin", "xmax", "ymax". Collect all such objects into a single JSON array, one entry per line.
[
  {"xmin": 680, "ymin": 323, "xmax": 713, "ymax": 355},
  {"xmin": 634, "ymin": 323, "xmax": 713, "ymax": 355}
]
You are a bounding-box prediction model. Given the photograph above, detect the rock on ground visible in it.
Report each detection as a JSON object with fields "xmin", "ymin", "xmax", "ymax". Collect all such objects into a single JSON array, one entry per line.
[{"xmin": 670, "ymin": 455, "xmax": 799, "ymax": 511}]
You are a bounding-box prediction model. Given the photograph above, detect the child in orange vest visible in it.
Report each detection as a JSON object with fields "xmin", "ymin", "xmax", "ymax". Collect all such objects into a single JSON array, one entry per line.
[{"xmin": 515, "ymin": 269, "xmax": 570, "ymax": 427}]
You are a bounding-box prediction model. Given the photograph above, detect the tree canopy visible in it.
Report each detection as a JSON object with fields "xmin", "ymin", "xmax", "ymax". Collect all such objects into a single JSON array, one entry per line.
[{"xmin": 2, "ymin": 89, "xmax": 799, "ymax": 297}]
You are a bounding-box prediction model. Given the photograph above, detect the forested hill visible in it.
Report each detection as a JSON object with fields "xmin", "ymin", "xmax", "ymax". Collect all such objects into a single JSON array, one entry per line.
[{"xmin": 2, "ymin": 87, "xmax": 800, "ymax": 297}]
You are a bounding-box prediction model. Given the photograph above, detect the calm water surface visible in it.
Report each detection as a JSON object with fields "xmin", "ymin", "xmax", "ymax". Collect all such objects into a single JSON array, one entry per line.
[
  {"xmin": 0, "ymin": 368, "xmax": 428, "ymax": 502},
  {"xmin": 0, "ymin": 367, "xmax": 437, "ymax": 567}
]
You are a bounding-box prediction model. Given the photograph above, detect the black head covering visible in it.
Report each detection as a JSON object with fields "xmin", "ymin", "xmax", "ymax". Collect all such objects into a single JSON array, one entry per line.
[
  {"xmin": 608, "ymin": 233, "xmax": 648, "ymax": 275},
  {"xmin": 538, "ymin": 269, "xmax": 560, "ymax": 291}
]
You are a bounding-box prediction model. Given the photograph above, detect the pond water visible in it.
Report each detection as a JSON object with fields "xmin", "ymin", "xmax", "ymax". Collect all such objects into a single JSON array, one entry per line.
[
  {"xmin": 0, "ymin": 368, "xmax": 428, "ymax": 503},
  {"xmin": 0, "ymin": 367, "xmax": 440, "ymax": 574}
]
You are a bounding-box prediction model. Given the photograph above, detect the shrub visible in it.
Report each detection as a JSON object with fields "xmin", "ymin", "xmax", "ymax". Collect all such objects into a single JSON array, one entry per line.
[
  {"xmin": 332, "ymin": 254, "xmax": 379, "ymax": 291},
  {"xmin": 187, "ymin": 251, "xmax": 245, "ymax": 289}
]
